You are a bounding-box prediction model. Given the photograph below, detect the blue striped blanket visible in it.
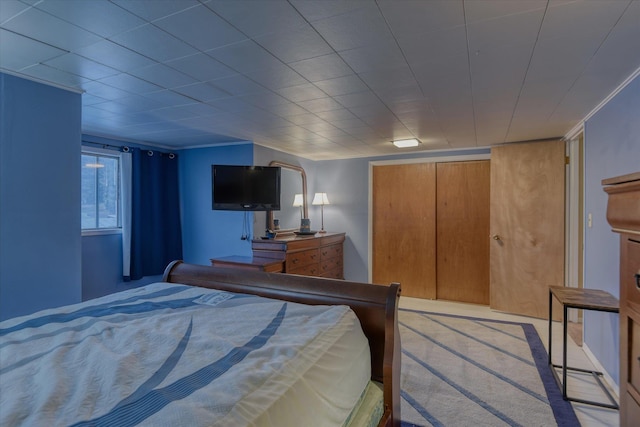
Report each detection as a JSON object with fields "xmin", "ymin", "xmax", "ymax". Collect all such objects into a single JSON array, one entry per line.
[{"xmin": 0, "ymin": 282, "xmax": 370, "ymax": 427}]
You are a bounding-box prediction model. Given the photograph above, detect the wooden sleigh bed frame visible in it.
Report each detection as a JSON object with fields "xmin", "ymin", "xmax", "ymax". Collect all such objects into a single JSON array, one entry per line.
[{"xmin": 163, "ymin": 260, "xmax": 401, "ymax": 427}]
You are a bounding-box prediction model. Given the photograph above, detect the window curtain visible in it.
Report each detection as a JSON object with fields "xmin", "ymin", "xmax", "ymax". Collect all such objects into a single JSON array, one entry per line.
[
  {"xmin": 126, "ymin": 148, "xmax": 182, "ymax": 280},
  {"xmin": 121, "ymin": 150, "xmax": 132, "ymax": 277}
]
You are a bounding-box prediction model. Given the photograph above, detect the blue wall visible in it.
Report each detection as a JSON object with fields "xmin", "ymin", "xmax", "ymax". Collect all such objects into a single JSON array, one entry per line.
[
  {"xmin": 583, "ymin": 73, "xmax": 640, "ymax": 387},
  {"xmin": 82, "ymin": 233, "xmax": 123, "ymax": 300},
  {"xmin": 0, "ymin": 73, "xmax": 82, "ymax": 320},
  {"xmin": 179, "ymin": 143, "xmax": 255, "ymax": 265}
]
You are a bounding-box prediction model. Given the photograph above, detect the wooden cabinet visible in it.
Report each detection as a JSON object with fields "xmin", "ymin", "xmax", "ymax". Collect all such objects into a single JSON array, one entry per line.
[
  {"xmin": 603, "ymin": 171, "xmax": 640, "ymax": 426},
  {"xmin": 252, "ymin": 232, "xmax": 345, "ymax": 279},
  {"xmin": 372, "ymin": 160, "xmax": 491, "ymax": 303}
]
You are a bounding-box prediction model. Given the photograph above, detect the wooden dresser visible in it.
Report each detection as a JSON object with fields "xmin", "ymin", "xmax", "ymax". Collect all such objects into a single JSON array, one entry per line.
[
  {"xmin": 603, "ymin": 172, "xmax": 640, "ymax": 426},
  {"xmin": 251, "ymin": 232, "xmax": 345, "ymax": 279}
]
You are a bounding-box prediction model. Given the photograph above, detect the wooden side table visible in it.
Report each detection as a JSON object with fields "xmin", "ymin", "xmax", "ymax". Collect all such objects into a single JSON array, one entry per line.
[
  {"xmin": 548, "ymin": 286, "xmax": 620, "ymax": 409},
  {"xmin": 210, "ymin": 256, "xmax": 284, "ymax": 273}
]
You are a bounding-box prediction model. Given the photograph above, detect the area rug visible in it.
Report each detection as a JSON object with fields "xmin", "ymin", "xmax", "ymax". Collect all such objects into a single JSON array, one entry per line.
[{"xmin": 399, "ymin": 309, "xmax": 580, "ymax": 427}]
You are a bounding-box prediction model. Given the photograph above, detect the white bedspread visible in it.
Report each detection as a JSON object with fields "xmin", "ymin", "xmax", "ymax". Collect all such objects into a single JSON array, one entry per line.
[{"xmin": 0, "ymin": 282, "xmax": 371, "ymax": 427}]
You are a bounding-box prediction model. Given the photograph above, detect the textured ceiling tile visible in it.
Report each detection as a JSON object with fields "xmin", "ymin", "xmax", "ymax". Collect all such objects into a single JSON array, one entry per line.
[
  {"xmin": 128, "ymin": 63, "xmax": 199, "ymax": 89},
  {"xmin": 255, "ymin": 24, "xmax": 333, "ymax": 63},
  {"xmin": 2, "ymin": 6, "xmax": 101, "ymax": 51},
  {"xmin": 0, "ymin": 0, "xmax": 638, "ymax": 159},
  {"xmin": 465, "ymin": 5, "xmax": 545, "ymax": 53},
  {"xmin": 206, "ymin": 0, "xmax": 307, "ymax": 38},
  {"xmin": 207, "ymin": 40, "xmax": 283, "ymax": 74},
  {"xmin": 154, "ymin": 4, "xmax": 247, "ymax": 51},
  {"xmin": 313, "ymin": 74, "xmax": 369, "ymax": 97},
  {"xmin": 289, "ymin": 0, "xmax": 368, "ymax": 23},
  {"xmin": 399, "ymin": 26, "xmax": 468, "ymax": 64},
  {"xmin": 463, "ymin": 0, "xmax": 547, "ymax": 24},
  {"xmin": 107, "ymin": 95, "xmax": 165, "ymax": 113},
  {"xmin": 34, "ymin": 0, "xmax": 145, "ymax": 38},
  {"xmin": 166, "ymin": 53, "xmax": 235, "ymax": 82},
  {"xmin": 44, "ymin": 53, "xmax": 121, "ymax": 80},
  {"xmin": 0, "ymin": 0, "xmax": 31, "ymax": 25},
  {"xmin": 540, "ymin": 0, "xmax": 630, "ymax": 42},
  {"xmin": 334, "ymin": 91, "xmax": 380, "ymax": 109},
  {"xmin": 244, "ymin": 63, "xmax": 308, "ymax": 90},
  {"xmin": 172, "ymin": 82, "xmax": 230, "ymax": 102},
  {"xmin": 268, "ymin": 102, "xmax": 310, "ymax": 118},
  {"xmin": 378, "ymin": 0, "xmax": 464, "ymax": 38},
  {"xmin": 80, "ymin": 81, "xmax": 134, "ymax": 101},
  {"xmin": 142, "ymin": 89, "xmax": 200, "ymax": 106},
  {"xmin": 311, "ymin": 3, "xmax": 392, "ymax": 52},
  {"xmin": 207, "ymin": 74, "xmax": 268, "ymax": 96},
  {"xmin": 289, "ymin": 53, "xmax": 353, "ymax": 82},
  {"xmin": 277, "ymin": 83, "xmax": 327, "ymax": 103},
  {"xmin": 0, "ymin": 29, "xmax": 66, "ymax": 70},
  {"xmin": 238, "ymin": 92, "xmax": 291, "ymax": 109},
  {"xmin": 109, "ymin": 24, "xmax": 198, "ymax": 62},
  {"xmin": 111, "ymin": 0, "xmax": 200, "ymax": 21},
  {"xmin": 18, "ymin": 63, "xmax": 88, "ymax": 88},
  {"xmin": 74, "ymin": 40, "xmax": 156, "ymax": 71},
  {"xmin": 339, "ymin": 37, "xmax": 406, "ymax": 74},
  {"xmin": 296, "ymin": 97, "xmax": 344, "ymax": 113}
]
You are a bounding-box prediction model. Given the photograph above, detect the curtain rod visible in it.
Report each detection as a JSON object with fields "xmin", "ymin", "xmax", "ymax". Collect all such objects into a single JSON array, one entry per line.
[
  {"xmin": 82, "ymin": 141, "xmax": 129, "ymax": 152},
  {"xmin": 82, "ymin": 141, "xmax": 177, "ymax": 157}
]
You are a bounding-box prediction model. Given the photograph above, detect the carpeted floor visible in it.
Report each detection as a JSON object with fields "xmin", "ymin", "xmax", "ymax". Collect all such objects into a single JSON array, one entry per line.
[{"xmin": 399, "ymin": 309, "xmax": 580, "ymax": 427}]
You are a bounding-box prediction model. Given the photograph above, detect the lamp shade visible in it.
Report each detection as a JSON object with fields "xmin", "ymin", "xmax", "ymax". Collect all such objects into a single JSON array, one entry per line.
[
  {"xmin": 312, "ymin": 192, "xmax": 330, "ymax": 205},
  {"xmin": 292, "ymin": 193, "xmax": 304, "ymax": 207}
]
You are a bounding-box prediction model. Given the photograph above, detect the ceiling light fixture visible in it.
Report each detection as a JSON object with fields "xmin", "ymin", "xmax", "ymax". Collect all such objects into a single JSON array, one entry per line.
[{"xmin": 392, "ymin": 138, "xmax": 420, "ymax": 148}]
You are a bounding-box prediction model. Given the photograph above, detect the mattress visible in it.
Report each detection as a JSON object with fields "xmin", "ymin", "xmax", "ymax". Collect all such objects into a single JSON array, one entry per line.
[{"xmin": 0, "ymin": 282, "xmax": 372, "ymax": 426}]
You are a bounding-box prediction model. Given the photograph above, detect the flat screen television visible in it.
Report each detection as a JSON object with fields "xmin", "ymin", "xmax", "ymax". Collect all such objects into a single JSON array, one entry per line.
[{"xmin": 212, "ymin": 165, "xmax": 281, "ymax": 211}]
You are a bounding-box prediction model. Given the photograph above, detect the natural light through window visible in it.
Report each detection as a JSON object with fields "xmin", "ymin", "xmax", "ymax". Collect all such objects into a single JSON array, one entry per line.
[{"xmin": 81, "ymin": 151, "xmax": 121, "ymax": 231}]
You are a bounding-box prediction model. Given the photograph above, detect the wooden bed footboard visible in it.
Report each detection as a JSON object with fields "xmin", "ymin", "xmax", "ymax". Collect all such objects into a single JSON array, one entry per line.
[{"xmin": 162, "ymin": 260, "xmax": 401, "ymax": 427}]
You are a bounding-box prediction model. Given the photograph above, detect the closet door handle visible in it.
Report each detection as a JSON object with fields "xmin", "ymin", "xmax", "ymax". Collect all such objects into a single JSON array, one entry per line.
[{"xmin": 635, "ymin": 272, "xmax": 640, "ymax": 289}]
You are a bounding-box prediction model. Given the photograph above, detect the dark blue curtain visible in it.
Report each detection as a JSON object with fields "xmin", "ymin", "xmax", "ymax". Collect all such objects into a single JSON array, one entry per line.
[{"xmin": 128, "ymin": 149, "xmax": 182, "ymax": 280}]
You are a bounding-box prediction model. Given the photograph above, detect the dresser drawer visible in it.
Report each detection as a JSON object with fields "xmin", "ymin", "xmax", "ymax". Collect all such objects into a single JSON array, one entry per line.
[
  {"xmin": 320, "ymin": 244, "xmax": 343, "ymax": 260},
  {"xmin": 320, "ymin": 256, "xmax": 343, "ymax": 274},
  {"xmin": 251, "ymin": 232, "xmax": 345, "ymax": 279},
  {"xmin": 286, "ymin": 249, "xmax": 319, "ymax": 270},
  {"xmin": 624, "ymin": 239, "xmax": 640, "ymax": 309},
  {"xmin": 624, "ymin": 391, "xmax": 640, "ymax": 427},
  {"xmin": 288, "ymin": 263, "xmax": 321, "ymax": 277},
  {"xmin": 320, "ymin": 268, "xmax": 343, "ymax": 279},
  {"xmin": 630, "ymin": 315, "xmax": 640, "ymax": 397}
]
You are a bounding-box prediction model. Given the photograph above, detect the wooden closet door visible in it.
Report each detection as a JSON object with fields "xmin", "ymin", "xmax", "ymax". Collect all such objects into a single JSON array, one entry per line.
[
  {"xmin": 436, "ymin": 161, "xmax": 490, "ymax": 304},
  {"xmin": 490, "ymin": 140, "xmax": 565, "ymax": 319},
  {"xmin": 372, "ymin": 163, "xmax": 436, "ymax": 299}
]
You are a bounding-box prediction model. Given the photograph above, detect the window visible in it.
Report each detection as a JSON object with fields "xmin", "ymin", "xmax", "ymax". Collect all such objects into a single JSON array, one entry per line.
[{"xmin": 81, "ymin": 150, "xmax": 121, "ymax": 231}]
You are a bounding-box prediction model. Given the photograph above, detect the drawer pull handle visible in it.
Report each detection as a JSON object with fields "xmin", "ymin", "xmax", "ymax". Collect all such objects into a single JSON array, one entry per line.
[{"xmin": 636, "ymin": 273, "xmax": 640, "ymax": 289}]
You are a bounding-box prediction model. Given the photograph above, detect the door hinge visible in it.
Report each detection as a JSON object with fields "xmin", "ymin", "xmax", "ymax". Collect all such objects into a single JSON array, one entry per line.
[{"xmin": 565, "ymin": 155, "xmax": 570, "ymax": 165}]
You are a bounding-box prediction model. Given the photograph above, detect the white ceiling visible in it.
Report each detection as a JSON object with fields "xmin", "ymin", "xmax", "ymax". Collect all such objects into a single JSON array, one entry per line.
[{"xmin": 1, "ymin": 0, "xmax": 639, "ymax": 160}]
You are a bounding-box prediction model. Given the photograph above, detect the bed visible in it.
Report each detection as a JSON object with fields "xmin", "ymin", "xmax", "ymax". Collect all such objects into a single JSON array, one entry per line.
[{"xmin": 0, "ymin": 260, "xmax": 401, "ymax": 426}]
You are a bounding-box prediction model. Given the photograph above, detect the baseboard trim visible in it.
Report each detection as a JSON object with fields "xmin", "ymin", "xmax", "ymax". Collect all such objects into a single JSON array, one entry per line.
[{"xmin": 582, "ymin": 342, "xmax": 620, "ymax": 399}]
